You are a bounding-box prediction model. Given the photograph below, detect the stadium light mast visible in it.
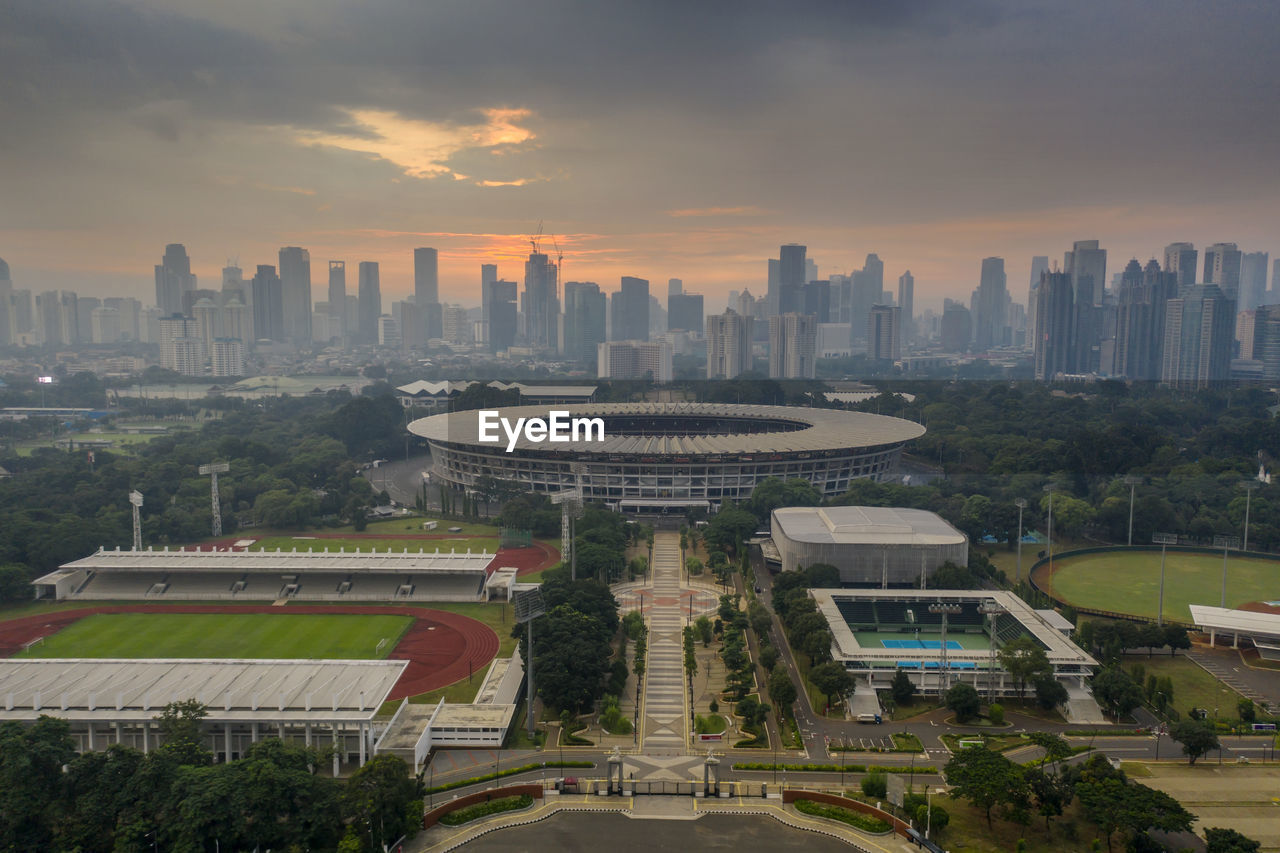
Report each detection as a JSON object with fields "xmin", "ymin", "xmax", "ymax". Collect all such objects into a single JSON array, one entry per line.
[
  {"xmin": 1123, "ymin": 475, "xmax": 1142, "ymax": 546},
  {"xmin": 1013, "ymin": 498, "xmax": 1027, "ymax": 584},
  {"xmin": 514, "ymin": 587, "xmax": 547, "ymax": 739},
  {"xmin": 928, "ymin": 602, "xmax": 962, "ymax": 694},
  {"xmin": 1043, "ymin": 483, "xmax": 1057, "ymax": 602},
  {"xmin": 1240, "ymin": 480, "xmax": 1260, "ymax": 552},
  {"xmin": 1213, "ymin": 535, "xmax": 1240, "ymax": 609},
  {"xmin": 1152, "ymin": 532, "xmax": 1177, "ymax": 626},
  {"xmin": 977, "ymin": 602, "xmax": 1006, "ymax": 703},
  {"xmin": 550, "ymin": 479, "xmax": 584, "ymax": 580},
  {"xmin": 129, "ymin": 490, "xmax": 144, "ymax": 550},
  {"xmin": 199, "ymin": 462, "xmax": 230, "ymax": 538}
]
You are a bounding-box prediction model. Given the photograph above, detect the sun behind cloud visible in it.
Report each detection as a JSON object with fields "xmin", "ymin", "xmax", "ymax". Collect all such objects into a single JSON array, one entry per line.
[{"xmin": 294, "ymin": 107, "xmax": 537, "ymax": 183}]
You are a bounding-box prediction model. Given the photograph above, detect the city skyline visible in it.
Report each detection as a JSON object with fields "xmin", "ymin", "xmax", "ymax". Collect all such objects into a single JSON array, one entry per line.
[{"xmin": 2, "ymin": 1, "xmax": 1279, "ymax": 307}]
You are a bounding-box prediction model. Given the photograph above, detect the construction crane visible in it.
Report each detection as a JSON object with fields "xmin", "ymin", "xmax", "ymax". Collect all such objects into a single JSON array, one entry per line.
[
  {"xmin": 552, "ymin": 235, "xmax": 563, "ymax": 283},
  {"xmin": 529, "ymin": 221, "xmax": 543, "ymax": 255}
]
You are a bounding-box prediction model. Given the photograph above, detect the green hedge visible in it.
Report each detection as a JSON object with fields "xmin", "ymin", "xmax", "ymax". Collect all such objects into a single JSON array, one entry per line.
[
  {"xmin": 425, "ymin": 761, "xmax": 594, "ymax": 795},
  {"xmin": 793, "ymin": 799, "xmax": 891, "ymax": 833},
  {"xmin": 732, "ymin": 762, "xmax": 935, "ymax": 774},
  {"xmin": 439, "ymin": 794, "xmax": 533, "ymax": 826}
]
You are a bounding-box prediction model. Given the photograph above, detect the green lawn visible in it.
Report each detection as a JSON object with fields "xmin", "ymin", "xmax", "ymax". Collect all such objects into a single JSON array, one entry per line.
[
  {"xmin": 328, "ymin": 518, "xmax": 502, "ymax": 536},
  {"xmin": 1047, "ymin": 550, "xmax": 1280, "ymax": 623},
  {"xmin": 17, "ymin": 613, "xmax": 412, "ymax": 659},
  {"xmin": 1123, "ymin": 652, "xmax": 1243, "ymax": 719}
]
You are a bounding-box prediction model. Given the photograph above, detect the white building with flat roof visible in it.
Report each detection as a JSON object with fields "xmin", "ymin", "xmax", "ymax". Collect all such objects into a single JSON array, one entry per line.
[{"xmin": 770, "ymin": 506, "xmax": 967, "ymax": 585}]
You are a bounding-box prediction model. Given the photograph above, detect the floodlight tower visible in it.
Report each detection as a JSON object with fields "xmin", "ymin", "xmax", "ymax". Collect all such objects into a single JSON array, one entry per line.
[
  {"xmin": 199, "ymin": 462, "xmax": 230, "ymax": 537},
  {"xmin": 129, "ymin": 490, "xmax": 144, "ymax": 550},
  {"xmin": 550, "ymin": 465, "xmax": 585, "ymax": 579},
  {"xmin": 928, "ymin": 602, "xmax": 962, "ymax": 694},
  {"xmin": 1240, "ymin": 480, "xmax": 1260, "ymax": 552},
  {"xmin": 977, "ymin": 601, "xmax": 1006, "ymax": 702},
  {"xmin": 1213, "ymin": 534, "xmax": 1240, "ymax": 608},
  {"xmin": 1123, "ymin": 475, "xmax": 1142, "ymax": 546},
  {"xmin": 513, "ymin": 587, "xmax": 547, "ymax": 739},
  {"xmin": 1152, "ymin": 532, "xmax": 1177, "ymax": 626},
  {"xmin": 1013, "ymin": 498, "xmax": 1027, "ymax": 583}
]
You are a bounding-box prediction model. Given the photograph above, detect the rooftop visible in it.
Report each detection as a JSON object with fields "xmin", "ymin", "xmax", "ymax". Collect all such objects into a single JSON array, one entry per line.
[
  {"xmin": 0, "ymin": 658, "xmax": 406, "ymax": 723},
  {"xmin": 46, "ymin": 546, "xmax": 495, "ymax": 577},
  {"xmin": 772, "ymin": 506, "xmax": 966, "ymax": 546},
  {"xmin": 1189, "ymin": 605, "xmax": 1280, "ymax": 640}
]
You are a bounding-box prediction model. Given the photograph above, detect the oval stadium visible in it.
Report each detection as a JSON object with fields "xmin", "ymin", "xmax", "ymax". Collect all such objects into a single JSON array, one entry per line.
[{"xmin": 409, "ymin": 402, "xmax": 925, "ymax": 514}]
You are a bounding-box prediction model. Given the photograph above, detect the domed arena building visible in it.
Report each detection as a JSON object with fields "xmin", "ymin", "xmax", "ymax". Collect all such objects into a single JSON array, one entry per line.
[{"xmin": 410, "ymin": 402, "xmax": 925, "ymax": 515}]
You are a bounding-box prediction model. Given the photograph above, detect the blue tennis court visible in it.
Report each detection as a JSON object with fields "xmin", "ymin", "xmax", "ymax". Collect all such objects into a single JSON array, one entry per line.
[
  {"xmin": 881, "ymin": 639, "xmax": 962, "ymax": 650},
  {"xmin": 894, "ymin": 661, "xmax": 978, "ymax": 669}
]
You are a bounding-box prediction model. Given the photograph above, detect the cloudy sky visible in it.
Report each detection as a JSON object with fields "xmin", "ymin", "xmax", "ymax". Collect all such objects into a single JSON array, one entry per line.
[{"xmin": 2, "ymin": 0, "xmax": 1278, "ymax": 311}]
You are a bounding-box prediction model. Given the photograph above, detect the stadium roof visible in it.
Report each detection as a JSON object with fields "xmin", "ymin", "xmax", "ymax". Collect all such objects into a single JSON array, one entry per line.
[
  {"xmin": 773, "ymin": 506, "xmax": 966, "ymax": 547},
  {"xmin": 50, "ymin": 546, "xmax": 495, "ymax": 576},
  {"xmin": 812, "ymin": 589, "xmax": 1097, "ymax": 667},
  {"xmin": 1189, "ymin": 605, "xmax": 1280, "ymax": 641},
  {"xmin": 410, "ymin": 401, "xmax": 925, "ymax": 456},
  {"xmin": 0, "ymin": 659, "xmax": 406, "ymax": 724}
]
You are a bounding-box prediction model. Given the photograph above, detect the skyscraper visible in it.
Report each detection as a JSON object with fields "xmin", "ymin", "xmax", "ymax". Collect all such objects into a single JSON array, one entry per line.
[
  {"xmin": 480, "ymin": 263, "xmax": 498, "ymax": 333},
  {"xmin": 777, "ymin": 244, "xmax": 806, "ymax": 315},
  {"xmin": 1162, "ymin": 284, "xmax": 1234, "ymax": 389},
  {"xmin": 940, "ymin": 301, "xmax": 972, "ymax": 352},
  {"xmin": 522, "ymin": 251, "xmax": 559, "ymax": 351},
  {"xmin": 867, "ymin": 305, "xmax": 900, "ymax": 361},
  {"xmin": 1163, "ymin": 242, "xmax": 1198, "ymax": 288},
  {"xmin": 154, "ymin": 244, "xmax": 195, "ymax": 316},
  {"xmin": 768, "ymin": 313, "xmax": 816, "ymax": 379},
  {"xmin": 487, "ymin": 280, "xmax": 518, "ymax": 354},
  {"xmin": 597, "ymin": 340, "xmax": 672, "ymax": 381},
  {"xmin": 414, "ymin": 247, "xmax": 442, "ymax": 339},
  {"xmin": 801, "ymin": 280, "xmax": 830, "ymax": 323},
  {"xmin": 1033, "ymin": 271, "xmax": 1073, "ymax": 380},
  {"xmin": 849, "ymin": 255, "xmax": 883, "ymax": 347},
  {"xmin": 1114, "ymin": 259, "xmax": 1178, "ymax": 381},
  {"xmin": 327, "ymin": 261, "xmax": 346, "ymax": 343},
  {"xmin": 563, "ymin": 281, "xmax": 607, "ymax": 368},
  {"xmin": 278, "ymin": 246, "xmax": 312, "ymax": 347},
  {"xmin": 1240, "ymin": 251, "xmax": 1269, "ymax": 312},
  {"xmin": 706, "ymin": 309, "xmax": 754, "ymax": 378},
  {"xmin": 0, "ymin": 257, "xmax": 10, "ymax": 347},
  {"xmin": 1027, "ymin": 256, "xmax": 1050, "ymax": 345},
  {"xmin": 1065, "ymin": 240, "xmax": 1107, "ymax": 371},
  {"xmin": 357, "ymin": 262, "xmax": 381, "ymax": 345},
  {"xmin": 667, "ymin": 290, "xmax": 704, "ymax": 335},
  {"xmin": 897, "ymin": 271, "xmax": 914, "ymax": 347},
  {"xmin": 251, "ymin": 265, "xmax": 284, "ymax": 343},
  {"xmin": 1252, "ymin": 304, "xmax": 1280, "ymax": 380},
  {"xmin": 668, "ymin": 278, "xmax": 683, "ymax": 295},
  {"xmin": 610, "ymin": 276, "xmax": 650, "ymax": 341},
  {"xmin": 1203, "ymin": 243, "xmax": 1242, "ymax": 299},
  {"xmin": 973, "ymin": 257, "xmax": 1008, "ymax": 350}
]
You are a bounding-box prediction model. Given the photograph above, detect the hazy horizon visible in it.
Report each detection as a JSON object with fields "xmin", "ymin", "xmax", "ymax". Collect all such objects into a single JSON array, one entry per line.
[{"xmin": 3, "ymin": 0, "xmax": 1278, "ymax": 311}]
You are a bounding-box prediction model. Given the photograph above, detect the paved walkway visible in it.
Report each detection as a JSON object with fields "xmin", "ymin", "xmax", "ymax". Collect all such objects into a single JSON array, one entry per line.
[{"xmin": 641, "ymin": 532, "xmax": 690, "ymax": 754}]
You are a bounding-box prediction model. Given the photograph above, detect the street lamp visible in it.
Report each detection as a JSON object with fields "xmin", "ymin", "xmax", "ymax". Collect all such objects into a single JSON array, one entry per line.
[
  {"xmin": 1124, "ymin": 475, "xmax": 1142, "ymax": 547},
  {"xmin": 1213, "ymin": 535, "xmax": 1240, "ymax": 609},
  {"xmin": 1240, "ymin": 481, "xmax": 1260, "ymax": 552},
  {"xmin": 1153, "ymin": 533, "xmax": 1177, "ymax": 626},
  {"xmin": 1014, "ymin": 498, "xmax": 1027, "ymax": 584}
]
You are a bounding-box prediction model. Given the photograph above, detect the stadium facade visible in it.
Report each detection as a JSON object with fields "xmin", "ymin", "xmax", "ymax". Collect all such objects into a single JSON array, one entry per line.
[
  {"xmin": 769, "ymin": 506, "xmax": 968, "ymax": 585},
  {"xmin": 812, "ymin": 589, "xmax": 1098, "ymax": 701},
  {"xmin": 410, "ymin": 402, "xmax": 925, "ymax": 514}
]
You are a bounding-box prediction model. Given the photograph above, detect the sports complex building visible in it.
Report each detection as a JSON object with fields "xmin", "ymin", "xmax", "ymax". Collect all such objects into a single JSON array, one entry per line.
[
  {"xmin": 768, "ymin": 506, "xmax": 968, "ymax": 584},
  {"xmin": 33, "ymin": 545, "xmax": 497, "ymax": 602},
  {"xmin": 812, "ymin": 589, "xmax": 1098, "ymax": 705},
  {"xmin": 410, "ymin": 402, "xmax": 925, "ymax": 515}
]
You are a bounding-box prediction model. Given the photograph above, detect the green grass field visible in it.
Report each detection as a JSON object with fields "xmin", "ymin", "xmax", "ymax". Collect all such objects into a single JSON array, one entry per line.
[
  {"xmin": 1045, "ymin": 550, "xmax": 1280, "ymax": 623},
  {"xmin": 16, "ymin": 613, "xmax": 412, "ymax": 659}
]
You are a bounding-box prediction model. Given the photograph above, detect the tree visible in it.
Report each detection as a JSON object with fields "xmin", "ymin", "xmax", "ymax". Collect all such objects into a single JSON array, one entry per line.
[
  {"xmin": 1033, "ymin": 675, "xmax": 1069, "ymax": 711},
  {"xmin": 809, "ymin": 661, "xmax": 854, "ymax": 709},
  {"xmin": 997, "ymin": 635, "xmax": 1053, "ymax": 699},
  {"xmin": 703, "ymin": 506, "xmax": 758, "ymax": 555},
  {"xmin": 530, "ymin": 604, "xmax": 614, "ymax": 712},
  {"xmin": 695, "ymin": 615, "xmax": 714, "ymax": 646},
  {"xmin": 1238, "ymin": 697, "xmax": 1256, "ymax": 723},
  {"xmin": 1092, "ymin": 667, "xmax": 1144, "ymax": 720},
  {"xmin": 155, "ymin": 699, "xmax": 212, "ymax": 766},
  {"xmin": 1206, "ymin": 827, "xmax": 1262, "ymax": 853},
  {"xmin": 1163, "ymin": 624, "xmax": 1191, "ymax": 656},
  {"xmin": 861, "ymin": 770, "xmax": 887, "ymax": 799},
  {"xmin": 1023, "ymin": 766, "xmax": 1071, "ymax": 832},
  {"xmin": 945, "ymin": 682, "xmax": 981, "ymax": 722},
  {"xmin": 1169, "ymin": 719, "xmax": 1220, "ymax": 765},
  {"xmin": 890, "ymin": 669, "xmax": 916, "ymax": 705},
  {"xmin": 800, "ymin": 628, "xmax": 833, "ymax": 665},
  {"xmin": 341, "ymin": 754, "xmax": 419, "ymax": 853},
  {"xmin": 987, "ymin": 702, "xmax": 1004, "ymax": 726},
  {"xmin": 944, "ymin": 746, "xmax": 1026, "ymax": 828},
  {"xmin": 767, "ymin": 665, "xmax": 797, "ymax": 714},
  {"xmin": 758, "ymin": 644, "xmax": 779, "ymax": 672},
  {"xmin": 803, "ymin": 563, "xmax": 841, "ymax": 588},
  {"xmin": 1076, "ymin": 778, "xmax": 1193, "ymax": 853}
]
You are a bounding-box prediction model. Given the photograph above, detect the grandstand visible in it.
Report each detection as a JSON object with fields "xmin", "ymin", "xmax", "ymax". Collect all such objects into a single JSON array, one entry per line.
[
  {"xmin": 33, "ymin": 546, "xmax": 496, "ymax": 603},
  {"xmin": 812, "ymin": 589, "xmax": 1097, "ymax": 700}
]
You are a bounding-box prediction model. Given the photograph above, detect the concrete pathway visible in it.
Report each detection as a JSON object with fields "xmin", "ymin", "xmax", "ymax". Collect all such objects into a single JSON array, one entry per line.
[{"xmin": 641, "ymin": 532, "xmax": 690, "ymax": 754}]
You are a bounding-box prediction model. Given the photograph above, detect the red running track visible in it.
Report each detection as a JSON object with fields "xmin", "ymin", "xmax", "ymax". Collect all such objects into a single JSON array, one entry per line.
[{"xmin": 0, "ymin": 604, "xmax": 499, "ymax": 702}]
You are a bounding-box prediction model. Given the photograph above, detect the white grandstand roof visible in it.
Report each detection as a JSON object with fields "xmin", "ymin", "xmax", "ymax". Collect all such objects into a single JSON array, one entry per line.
[
  {"xmin": 0, "ymin": 659, "xmax": 406, "ymax": 723},
  {"xmin": 1189, "ymin": 605, "xmax": 1280, "ymax": 640},
  {"xmin": 410, "ymin": 401, "xmax": 924, "ymax": 456},
  {"xmin": 51, "ymin": 546, "xmax": 495, "ymax": 576},
  {"xmin": 772, "ymin": 506, "xmax": 966, "ymax": 547},
  {"xmin": 396, "ymin": 380, "xmax": 477, "ymax": 398}
]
